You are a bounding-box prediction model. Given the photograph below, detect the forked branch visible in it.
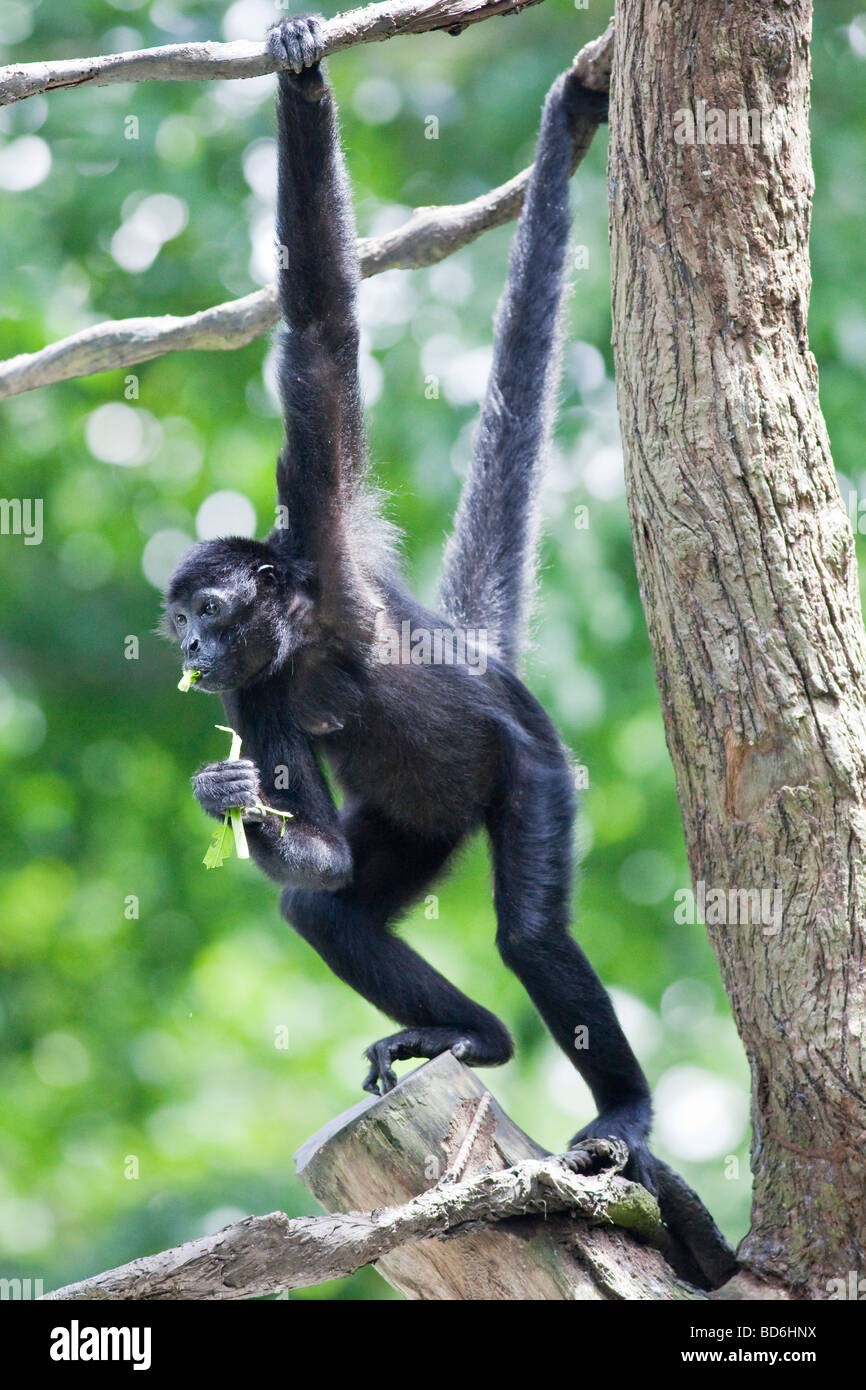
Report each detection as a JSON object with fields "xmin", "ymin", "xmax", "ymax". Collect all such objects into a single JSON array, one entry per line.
[{"xmin": 0, "ymin": 24, "xmax": 612, "ymax": 399}]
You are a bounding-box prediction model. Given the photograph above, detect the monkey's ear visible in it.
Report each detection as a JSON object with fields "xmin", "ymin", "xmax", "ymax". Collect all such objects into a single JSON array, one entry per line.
[
  {"xmin": 256, "ymin": 563, "xmax": 278, "ymax": 588},
  {"xmin": 288, "ymin": 591, "xmax": 314, "ymax": 622}
]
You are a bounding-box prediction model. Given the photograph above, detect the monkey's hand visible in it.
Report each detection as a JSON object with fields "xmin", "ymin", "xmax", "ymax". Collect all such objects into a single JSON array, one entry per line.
[
  {"xmin": 192, "ymin": 759, "xmax": 261, "ymax": 820},
  {"xmin": 267, "ymin": 16, "xmax": 325, "ymax": 98}
]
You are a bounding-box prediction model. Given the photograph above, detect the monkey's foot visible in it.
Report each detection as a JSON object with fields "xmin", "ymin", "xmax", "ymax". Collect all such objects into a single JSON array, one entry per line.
[
  {"xmin": 569, "ymin": 1108, "xmax": 657, "ymax": 1195},
  {"xmin": 362, "ymin": 1028, "xmax": 491, "ymax": 1096},
  {"xmin": 561, "ymin": 1135, "xmax": 630, "ymax": 1178}
]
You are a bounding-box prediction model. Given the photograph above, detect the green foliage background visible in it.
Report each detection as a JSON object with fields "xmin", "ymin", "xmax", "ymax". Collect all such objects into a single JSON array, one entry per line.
[{"xmin": 0, "ymin": 0, "xmax": 863, "ymax": 1299}]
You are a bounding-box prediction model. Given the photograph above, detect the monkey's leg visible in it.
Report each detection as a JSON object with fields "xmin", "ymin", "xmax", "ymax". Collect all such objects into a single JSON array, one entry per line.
[
  {"xmin": 487, "ymin": 754, "xmax": 655, "ymax": 1190},
  {"xmin": 280, "ymin": 804, "xmax": 513, "ymax": 1093}
]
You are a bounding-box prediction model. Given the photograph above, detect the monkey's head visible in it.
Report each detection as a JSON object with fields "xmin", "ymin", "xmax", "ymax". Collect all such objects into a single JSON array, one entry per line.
[{"xmin": 162, "ymin": 537, "xmax": 311, "ymax": 692}]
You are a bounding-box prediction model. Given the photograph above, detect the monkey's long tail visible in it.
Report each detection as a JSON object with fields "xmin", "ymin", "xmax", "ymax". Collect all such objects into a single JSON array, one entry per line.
[{"xmin": 437, "ymin": 72, "xmax": 607, "ymax": 669}]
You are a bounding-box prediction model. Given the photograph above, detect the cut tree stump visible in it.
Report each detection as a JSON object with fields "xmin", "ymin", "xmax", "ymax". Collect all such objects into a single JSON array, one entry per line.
[
  {"xmin": 39, "ymin": 1050, "xmax": 718, "ymax": 1299},
  {"xmin": 295, "ymin": 1050, "xmax": 695, "ymax": 1300}
]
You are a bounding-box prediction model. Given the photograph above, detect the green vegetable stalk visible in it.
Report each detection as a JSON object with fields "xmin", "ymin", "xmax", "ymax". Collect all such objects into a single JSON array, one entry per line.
[
  {"xmin": 200, "ymin": 724, "xmax": 294, "ymax": 871},
  {"xmin": 215, "ymin": 724, "xmax": 249, "ymax": 862},
  {"xmin": 177, "ymin": 669, "xmax": 201, "ymax": 692}
]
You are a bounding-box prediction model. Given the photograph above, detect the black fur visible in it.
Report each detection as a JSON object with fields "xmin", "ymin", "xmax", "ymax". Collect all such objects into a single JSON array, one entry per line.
[
  {"xmin": 164, "ymin": 18, "xmax": 654, "ymax": 1189},
  {"xmin": 439, "ymin": 68, "xmax": 606, "ymax": 666}
]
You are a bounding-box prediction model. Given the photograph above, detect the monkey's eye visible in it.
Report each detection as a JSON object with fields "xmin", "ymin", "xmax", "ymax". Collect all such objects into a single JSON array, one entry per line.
[
  {"xmin": 175, "ymin": 614, "xmax": 187, "ymax": 628},
  {"xmin": 202, "ymin": 600, "xmax": 220, "ymax": 617}
]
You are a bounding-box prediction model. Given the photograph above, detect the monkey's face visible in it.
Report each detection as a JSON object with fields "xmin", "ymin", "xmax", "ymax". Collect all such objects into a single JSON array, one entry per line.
[
  {"xmin": 163, "ymin": 538, "xmax": 307, "ymax": 692},
  {"xmin": 165, "ymin": 585, "xmax": 276, "ymax": 692}
]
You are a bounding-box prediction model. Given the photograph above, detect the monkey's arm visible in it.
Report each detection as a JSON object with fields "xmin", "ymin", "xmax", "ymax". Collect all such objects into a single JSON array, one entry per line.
[
  {"xmin": 268, "ymin": 17, "xmax": 365, "ymax": 568},
  {"xmin": 439, "ymin": 71, "xmax": 608, "ymax": 663},
  {"xmin": 193, "ymin": 729, "xmax": 351, "ymax": 890}
]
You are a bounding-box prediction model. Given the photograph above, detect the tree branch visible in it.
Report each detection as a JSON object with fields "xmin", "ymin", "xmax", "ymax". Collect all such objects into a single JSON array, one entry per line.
[
  {"xmin": 40, "ymin": 1149, "xmax": 664, "ymax": 1301},
  {"xmin": 0, "ymin": 23, "xmax": 613, "ymax": 400},
  {"xmin": 0, "ymin": 0, "xmax": 545, "ymax": 107}
]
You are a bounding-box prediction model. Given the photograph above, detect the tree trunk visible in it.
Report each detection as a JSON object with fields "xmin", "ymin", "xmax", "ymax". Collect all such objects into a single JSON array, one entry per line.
[{"xmin": 609, "ymin": 0, "xmax": 866, "ymax": 1294}]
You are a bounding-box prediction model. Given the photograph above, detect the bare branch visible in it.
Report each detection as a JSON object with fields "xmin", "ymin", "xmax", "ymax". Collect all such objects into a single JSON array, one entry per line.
[
  {"xmin": 40, "ymin": 1150, "xmax": 662, "ymax": 1301},
  {"xmin": 0, "ymin": 288, "xmax": 278, "ymax": 401},
  {"xmin": 0, "ymin": 23, "xmax": 613, "ymax": 400},
  {"xmin": 0, "ymin": 0, "xmax": 544, "ymax": 107}
]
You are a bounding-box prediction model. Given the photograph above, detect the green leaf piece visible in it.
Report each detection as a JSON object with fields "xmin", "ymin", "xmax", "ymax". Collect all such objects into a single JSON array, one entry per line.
[{"xmin": 203, "ymin": 814, "xmax": 233, "ymax": 869}]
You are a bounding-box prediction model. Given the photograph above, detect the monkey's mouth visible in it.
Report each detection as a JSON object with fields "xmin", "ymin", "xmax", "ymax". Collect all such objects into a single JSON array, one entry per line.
[
  {"xmin": 182, "ymin": 665, "xmax": 219, "ymax": 693},
  {"xmin": 181, "ymin": 654, "xmax": 272, "ymax": 694}
]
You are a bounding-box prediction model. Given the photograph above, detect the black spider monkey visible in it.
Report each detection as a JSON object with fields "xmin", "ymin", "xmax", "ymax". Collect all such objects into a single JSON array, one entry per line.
[{"xmin": 164, "ymin": 16, "xmax": 655, "ymax": 1188}]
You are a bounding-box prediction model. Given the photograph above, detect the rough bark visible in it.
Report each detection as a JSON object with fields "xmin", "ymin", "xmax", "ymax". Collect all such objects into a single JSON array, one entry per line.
[{"xmin": 609, "ymin": 0, "xmax": 866, "ymax": 1294}]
